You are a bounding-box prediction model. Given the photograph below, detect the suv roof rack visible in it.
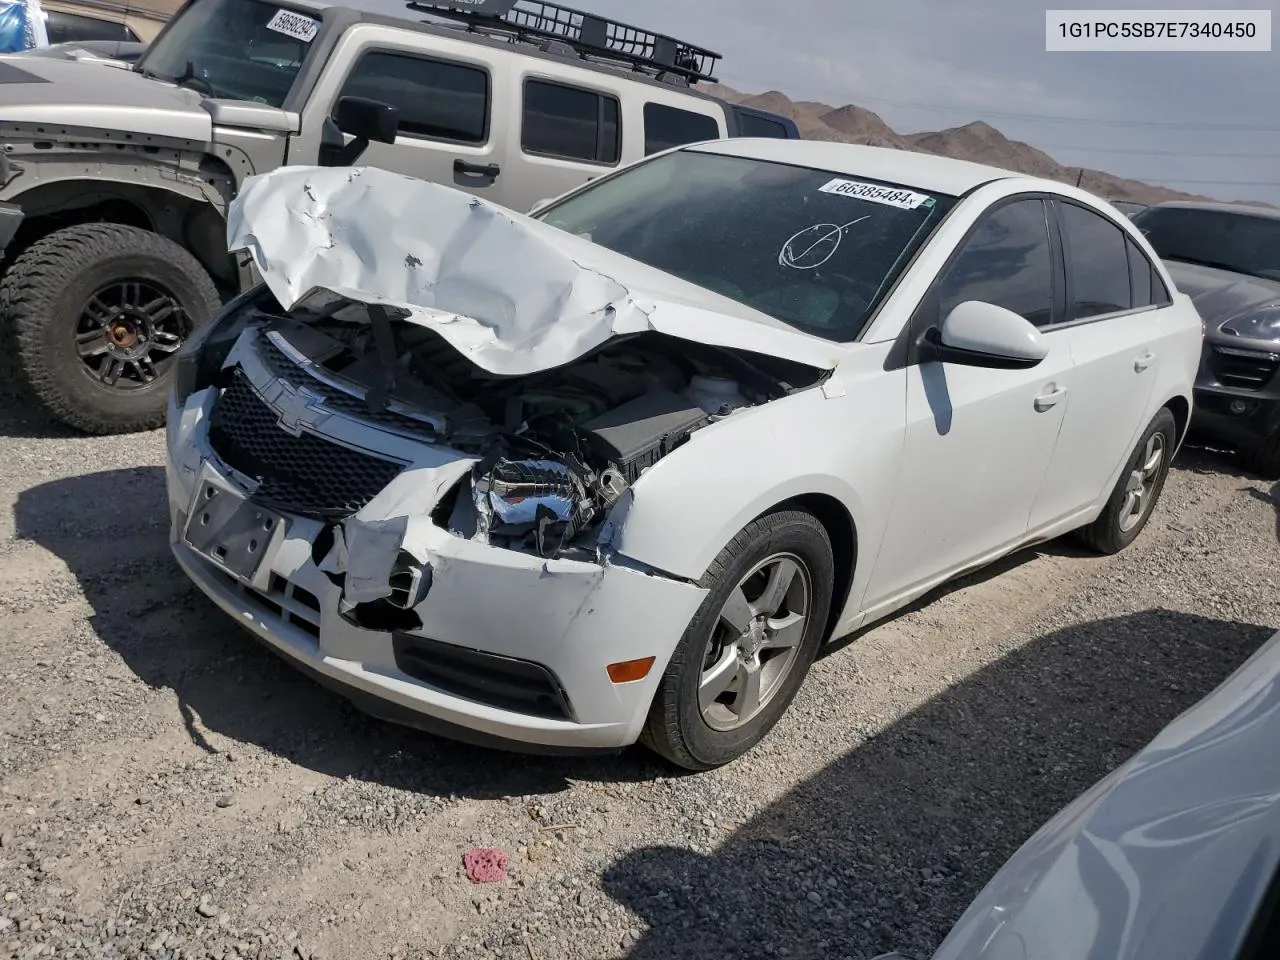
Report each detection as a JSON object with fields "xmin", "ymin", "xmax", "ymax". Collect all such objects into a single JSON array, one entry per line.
[{"xmin": 405, "ymin": 0, "xmax": 722, "ymax": 85}]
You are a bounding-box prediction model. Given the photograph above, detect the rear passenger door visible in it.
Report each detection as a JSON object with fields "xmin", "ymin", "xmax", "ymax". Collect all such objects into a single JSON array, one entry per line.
[
  {"xmin": 291, "ymin": 26, "xmax": 510, "ymax": 203},
  {"xmin": 505, "ymin": 71, "xmax": 624, "ymax": 214},
  {"xmin": 1030, "ymin": 200, "xmax": 1177, "ymax": 527}
]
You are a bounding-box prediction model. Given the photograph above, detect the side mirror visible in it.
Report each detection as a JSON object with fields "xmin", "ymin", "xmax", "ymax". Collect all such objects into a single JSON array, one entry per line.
[
  {"xmin": 319, "ymin": 96, "xmax": 400, "ymax": 168},
  {"xmin": 918, "ymin": 300, "xmax": 1048, "ymax": 369}
]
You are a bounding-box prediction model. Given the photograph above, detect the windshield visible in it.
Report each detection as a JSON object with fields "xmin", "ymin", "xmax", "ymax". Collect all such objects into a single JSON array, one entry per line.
[
  {"xmin": 135, "ymin": 0, "xmax": 317, "ymax": 107},
  {"xmin": 536, "ymin": 150, "xmax": 956, "ymax": 342},
  {"xmin": 1133, "ymin": 206, "xmax": 1280, "ymax": 283}
]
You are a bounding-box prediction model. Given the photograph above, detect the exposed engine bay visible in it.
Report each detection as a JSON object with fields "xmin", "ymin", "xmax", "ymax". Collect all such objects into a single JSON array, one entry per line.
[{"xmin": 211, "ymin": 294, "xmax": 826, "ymax": 563}]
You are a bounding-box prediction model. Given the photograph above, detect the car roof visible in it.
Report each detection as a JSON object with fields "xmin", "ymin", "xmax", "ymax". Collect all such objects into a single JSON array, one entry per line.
[
  {"xmin": 1147, "ymin": 199, "xmax": 1280, "ymax": 220},
  {"xmin": 686, "ymin": 139, "xmax": 1018, "ymax": 197}
]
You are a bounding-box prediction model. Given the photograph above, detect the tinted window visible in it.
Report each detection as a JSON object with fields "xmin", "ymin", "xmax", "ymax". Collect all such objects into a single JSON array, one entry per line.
[
  {"xmin": 1151, "ymin": 265, "xmax": 1171, "ymax": 305},
  {"xmin": 539, "ymin": 150, "xmax": 955, "ymax": 342},
  {"xmin": 45, "ymin": 11, "xmax": 136, "ymax": 44},
  {"xmin": 1133, "ymin": 206, "xmax": 1280, "ymax": 283},
  {"xmin": 522, "ymin": 80, "xmax": 620, "ymax": 164},
  {"xmin": 340, "ymin": 52, "xmax": 488, "ymax": 143},
  {"xmin": 939, "ymin": 199, "xmax": 1054, "ymax": 327},
  {"xmin": 643, "ymin": 103, "xmax": 720, "ymax": 155},
  {"xmin": 738, "ymin": 112, "xmax": 788, "ymax": 139},
  {"xmin": 1061, "ymin": 202, "xmax": 1131, "ymax": 318},
  {"xmin": 1127, "ymin": 237, "xmax": 1153, "ymax": 308}
]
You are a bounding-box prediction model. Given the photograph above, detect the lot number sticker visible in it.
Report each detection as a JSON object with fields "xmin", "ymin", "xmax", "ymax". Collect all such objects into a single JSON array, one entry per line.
[
  {"xmin": 818, "ymin": 178, "xmax": 932, "ymax": 210},
  {"xmin": 267, "ymin": 8, "xmax": 320, "ymax": 42}
]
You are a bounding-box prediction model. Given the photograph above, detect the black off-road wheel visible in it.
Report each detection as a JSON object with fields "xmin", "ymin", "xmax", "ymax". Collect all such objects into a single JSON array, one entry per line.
[
  {"xmin": 2, "ymin": 223, "xmax": 222, "ymax": 434},
  {"xmin": 1239, "ymin": 429, "xmax": 1280, "ymax": 481},
  {"xmin": 1078, "ymin": 407, "xmax": 1178, "ymax": 555},
  {"xmin": 640, "ymin": 509, "xmax": 835, "ymax": 771}
]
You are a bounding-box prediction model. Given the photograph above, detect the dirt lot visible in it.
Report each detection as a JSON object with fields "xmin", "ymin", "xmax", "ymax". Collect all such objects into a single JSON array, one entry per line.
[{"xmin": 2, "ymin": 391, "xmax": 1279, "ymax": 960}]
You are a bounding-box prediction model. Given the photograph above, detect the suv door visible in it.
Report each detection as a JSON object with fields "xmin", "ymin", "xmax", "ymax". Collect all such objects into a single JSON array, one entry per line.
[
  {"xmin": 289, "ymin": 26, "xmax": 510, "ymax": 204},
  {"xmin": 1028, "ymin": 199, "xmax": 1174, "ymax": 528},
  {"xmin": 865, "ymin": 197, "xmax": 1076, "ymax": 607}
]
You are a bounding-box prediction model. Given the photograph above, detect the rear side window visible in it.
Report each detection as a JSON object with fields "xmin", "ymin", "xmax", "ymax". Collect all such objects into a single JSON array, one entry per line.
[
  {"xmin": 339, "ymin": 52, "xmax": 489, "ymax": 144},
  {"xmin": 1127, "ymin": 237, "xmax": 1154, "ymax": 308},
  {"xmin": 938, "ymin": 198, "xmax": 1056, "ymax": 327},
  {"xmin": 45, "ymin": 10, "xmax": 137, "ymax": 43},
  {"xmin": 643, "ymin": 103, "xmax": 720, "ymax": 155},
  {"xmin": 738, "ymin": 112, "xmax": 788, "ymax": 139},
  {"xmin": 1061, "ymin": 202, "xmax": 1133, "ymax": 318},
  {"xmin": 522, "ymin": 79, "xmax": 620, "ymax": 164}
]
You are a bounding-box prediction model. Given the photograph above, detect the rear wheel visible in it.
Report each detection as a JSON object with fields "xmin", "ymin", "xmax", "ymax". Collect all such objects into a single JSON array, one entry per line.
[
  {"xmin": 640, "ymin": 509, "xmax": 834, "ymax": 771},
  {"xmin": 3, "ymin": 223, "xmax": 222, "ymax": 434},
  {"xmin": 1078, "ymin": 407, "xmax": 1177, "ymax": 554}
]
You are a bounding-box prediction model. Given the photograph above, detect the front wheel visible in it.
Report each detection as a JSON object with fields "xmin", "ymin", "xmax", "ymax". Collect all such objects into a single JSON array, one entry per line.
[
  {"xmin": 1078, "ymin": 407, "xmax": 1177, "ymax": 554},
  {"xmin": 3, "ymin": 223, "xmax": 222, "ymax": 434},
  {"xmin": 640, "ymin": 509, "xmax": 835, "ymax": 771}
]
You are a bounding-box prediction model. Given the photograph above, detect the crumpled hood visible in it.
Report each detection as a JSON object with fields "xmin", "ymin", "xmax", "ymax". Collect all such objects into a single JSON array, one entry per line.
[
  {"xmin": 932, "ymin": 628, "xmax": 1280, "ymax": 960},
  {"xmin": 1164, "ymin": 259, "xmax": 1280, "ymax": 326},
  {"xmin": 226, "ymin": 165, "xmax": 844, "ymax": 376},
  {"xmin": 0, "ymin": 53, "xmax": 211, "ymax": 140}
]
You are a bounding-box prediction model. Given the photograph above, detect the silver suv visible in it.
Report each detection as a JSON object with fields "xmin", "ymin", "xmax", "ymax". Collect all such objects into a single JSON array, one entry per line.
[{"xmin": 0, "ymin": 0, "xmax": 796, "ymax": 433}]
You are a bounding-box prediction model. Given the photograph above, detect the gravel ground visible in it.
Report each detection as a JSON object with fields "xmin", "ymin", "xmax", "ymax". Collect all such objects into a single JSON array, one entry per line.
[{"xmin": 2, "ymin": 390, "xmax": 1279, "ymax": 960}]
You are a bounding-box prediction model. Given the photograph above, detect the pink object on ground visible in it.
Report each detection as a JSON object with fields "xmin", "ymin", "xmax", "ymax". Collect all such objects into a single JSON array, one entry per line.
[{"xmin": 464, "ymin": 848, "xmax": 508, "ymax": 884}]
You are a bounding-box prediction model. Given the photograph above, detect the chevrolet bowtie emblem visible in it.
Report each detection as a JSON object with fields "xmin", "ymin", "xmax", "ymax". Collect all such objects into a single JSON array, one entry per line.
[{"xmin": 272, "ymin": 381, "xmax": 326, "ymax": 437}]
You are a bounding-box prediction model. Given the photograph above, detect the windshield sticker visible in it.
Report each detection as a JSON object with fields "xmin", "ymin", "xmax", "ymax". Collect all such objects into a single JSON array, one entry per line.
[
  {"xmin": 266, "ymin": 8, "xmax": 320, "ymax": 42},
  {"xmin": 818, "ymin": 179, "xmax": 932, "ymax": 210},
  {"xmin": 778, "ymin": 217, "xmax": 870, "ymax": 270}
]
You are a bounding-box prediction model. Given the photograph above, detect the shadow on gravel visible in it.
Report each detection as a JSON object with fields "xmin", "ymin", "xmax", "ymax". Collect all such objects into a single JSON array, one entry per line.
[
  {"xmin": 603, "ymin": 609, "xmax": 1276, "ymax": 960},
  {"xmin": 0, "ymin": 391, "xmax": 86, "ymax": 440},
  {"xmin": 14, "ymin": 466, "xmax": 667, "ymax": 800}
]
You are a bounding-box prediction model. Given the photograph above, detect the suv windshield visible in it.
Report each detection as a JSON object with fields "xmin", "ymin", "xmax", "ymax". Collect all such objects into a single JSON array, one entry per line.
[
  {"xmin": 135, "ymin": 0, "xmax": 316, "ymax": 107},
  {"xmin": 1133, "ymin": 206, "xmax": 1280, "ymax": 283},
  {"xmin": 536, "ymin": 149, "xmax": 955, "ymax": 342}
]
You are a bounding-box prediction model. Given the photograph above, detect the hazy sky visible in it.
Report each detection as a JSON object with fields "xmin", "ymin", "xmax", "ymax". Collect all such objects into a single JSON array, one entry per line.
[{"xmin": 575, "ymin": 0, "xmax": 1280, "ymax": 205}]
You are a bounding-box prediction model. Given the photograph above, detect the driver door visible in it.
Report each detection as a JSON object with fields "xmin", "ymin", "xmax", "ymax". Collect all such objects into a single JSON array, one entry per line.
[{"xmin": 864, "ymin": 197, "xmax": 1076, "ymax": 611}]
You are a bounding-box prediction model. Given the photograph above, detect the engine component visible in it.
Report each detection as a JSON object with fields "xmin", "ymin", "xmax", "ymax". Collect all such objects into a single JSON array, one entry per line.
[
  {"xmin": 579, "ymin": 390, "xmax": 710, "ymax": 483},
  {"xmin": 687, "ymin": 375, "xmax": 748, "ymax": 417},
  {"xmin": 472, "ymin": 457, "xmax": 598, "ymax": 557}
]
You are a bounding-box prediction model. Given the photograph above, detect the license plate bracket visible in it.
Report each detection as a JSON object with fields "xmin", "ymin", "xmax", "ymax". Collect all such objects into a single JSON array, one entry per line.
[{"xmin": 184, "ymin": 476, "xmax": 286, "ymax": 582}]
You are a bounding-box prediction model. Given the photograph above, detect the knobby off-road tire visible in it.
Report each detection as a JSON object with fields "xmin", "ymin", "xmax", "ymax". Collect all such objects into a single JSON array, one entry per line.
[
  {"xmin": 1079, "ymin": 407, "xmax": 1178, "ymax": 555},
  {"xmin": 3, "ymin": 223, "xmax": 222, "ymax": 434},
  {"xmin": 641, "ymin": 509, "xmax": 835, "ymax": 771}
]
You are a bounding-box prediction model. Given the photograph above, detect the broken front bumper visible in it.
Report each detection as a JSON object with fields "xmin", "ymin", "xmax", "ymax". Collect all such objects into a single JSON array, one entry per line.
[{"xmin": 165, "ymin": 392, "xmax": 708, "ymax": 753}]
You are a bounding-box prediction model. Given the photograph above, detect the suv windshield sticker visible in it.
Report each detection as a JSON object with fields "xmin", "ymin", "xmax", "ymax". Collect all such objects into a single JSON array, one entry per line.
[
  {"xmin": 266, "ymin": 8, "xmax": 320, "ymax": 42},
  {"xmin": 818, "ymin": 178, "xmax": 933, "ymax": 210}
]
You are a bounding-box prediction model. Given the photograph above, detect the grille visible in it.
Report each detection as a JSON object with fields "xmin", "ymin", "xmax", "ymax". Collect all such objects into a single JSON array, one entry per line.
[
  {"xmin": 392, "ymin": 633, "xmax": 574, "ymax": 721},
  {"xmin": 1209, "ymin": 346, "xmax": 1280, "ymax": 391},
  {"xmin": 208, "ymin": 371, "xmax": 405, "ymax": 518}
]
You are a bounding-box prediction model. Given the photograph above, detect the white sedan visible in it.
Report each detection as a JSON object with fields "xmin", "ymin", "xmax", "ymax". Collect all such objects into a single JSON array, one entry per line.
[{"xmin": 165, "ymin": 140, "xmax": 1202, "ymax": 769}]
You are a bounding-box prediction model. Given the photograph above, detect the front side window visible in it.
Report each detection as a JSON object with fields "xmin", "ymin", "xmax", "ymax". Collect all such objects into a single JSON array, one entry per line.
[
  {"xmin": 134, "ymin": 0, "xmax": 312, "ymax": 107},
  {"xmin": 45, "ymin": 11, "xmax": 136, "ymax": 44},
  {"xmin": 1132, "ymin": 206, "xmax": 1280, "ymax": 284},
  {"xmin": 643, "ymin": 103, "xmax": 720, "ymax": 155},
  {"xmin": 538, "ymin": 149, "xmax": 956, "ymax": 342},
  {"xmin": 938, "ymin": 199, "xmax": 1055, "ymax": 327},
  {"xmin": 1061, "ymin": 201, "xmax": 1133, "ymax": 319},
  {"xmin": 522, "ymin": 79, "xmax": 620, "ymax": 164},
  {"xmin": 339, "ymin": 52, "xmax": 488, "ymax": 144}
]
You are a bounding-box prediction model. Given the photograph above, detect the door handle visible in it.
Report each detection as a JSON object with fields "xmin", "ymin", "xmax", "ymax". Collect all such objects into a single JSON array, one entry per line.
[
  {"xmin": 454, "ymin": 159, "xmax": 501, "ymax": 178},
  {"xmin": 1034, "ymin": 386, "xmax": 1068, "ymax": 412},
  {"xmin": 1134, "ymin": 351, "xmax": 1155, "ymax": 373}
]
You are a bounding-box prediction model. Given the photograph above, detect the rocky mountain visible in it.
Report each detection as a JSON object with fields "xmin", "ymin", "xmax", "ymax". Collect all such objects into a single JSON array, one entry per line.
[{"xmin": 705, "ymin": 84, "xmax": 1205, "ymax": 204}]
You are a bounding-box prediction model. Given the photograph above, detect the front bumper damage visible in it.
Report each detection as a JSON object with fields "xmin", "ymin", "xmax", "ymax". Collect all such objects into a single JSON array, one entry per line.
[{"xmin": 165, "ymin": 384, "xmax": 708, "ymax": 753}]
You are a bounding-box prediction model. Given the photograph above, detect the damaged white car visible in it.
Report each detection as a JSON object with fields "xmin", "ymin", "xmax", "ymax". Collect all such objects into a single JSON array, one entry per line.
[{"xmin": 165, "ymin": 141, "xmax": 1202, "ymax": 769}]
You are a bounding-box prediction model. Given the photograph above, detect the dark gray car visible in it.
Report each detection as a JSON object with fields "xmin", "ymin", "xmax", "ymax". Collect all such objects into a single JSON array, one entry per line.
[{"xmin": 1131, "ymin": 201, "xmax": 1280, "ymax": 477}]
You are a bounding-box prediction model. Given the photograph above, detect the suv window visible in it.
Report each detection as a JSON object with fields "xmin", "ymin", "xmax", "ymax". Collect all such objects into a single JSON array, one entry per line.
[
  {"xmin": 522, "ymin": 79, "xmax": 620, "ymax": 164},
  {"xmin": 643, "ymin": 103, "xmax": 720, "ymax": 155},
  {"xmin": 339, "ymin": 52, "xmax": 488, "ymax": 144},
  {"xmin": 45, "ymin": 11, "xmax": 137, "ymax": 44},
  {"xmin": 1061, "ymin": 201, "xmax": 1132, "ymax": 319},
  {"xmin": 938, "ymin": 199, "xmax": 1055, "ymax": 327},
  {"xmin": 738, "ymin": 112, "xmax": 788, "ymax": 139}
]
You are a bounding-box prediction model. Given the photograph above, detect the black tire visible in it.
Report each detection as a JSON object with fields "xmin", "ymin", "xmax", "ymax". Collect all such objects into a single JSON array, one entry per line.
[
  {"xmin": 1078, "ymin": 407, "xmax": 1178, "ymax": 555},
  {"xmin": 640, "ymin": 509, "xmax": 835, "ymax": 771},
  {"xmin": 2, "ymin": 223, "xmax": 222, "ymax": 434},
  {"xmin": 1239, "ymin": 430, "xmax": 1280, "ymax": 481}
]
